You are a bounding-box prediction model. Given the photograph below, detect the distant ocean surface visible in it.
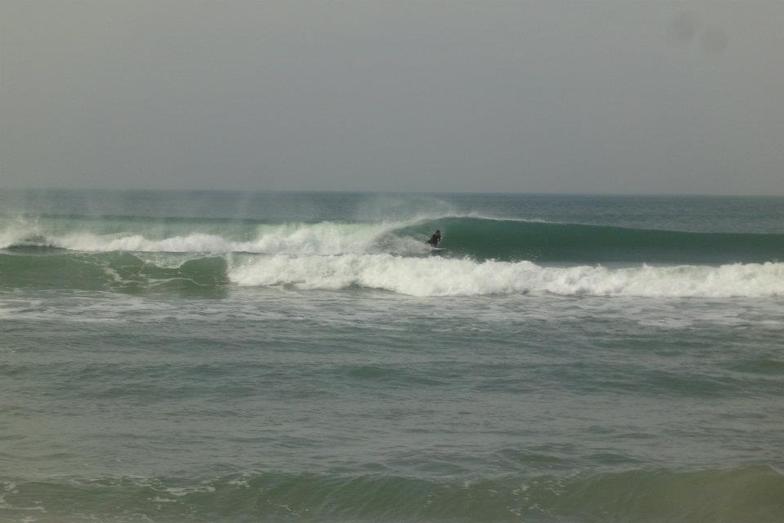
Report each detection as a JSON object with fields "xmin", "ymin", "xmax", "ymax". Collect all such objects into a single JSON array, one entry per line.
[{"xmin": 1, "ymin": 190, "xmax": 783, "ymax": 522}]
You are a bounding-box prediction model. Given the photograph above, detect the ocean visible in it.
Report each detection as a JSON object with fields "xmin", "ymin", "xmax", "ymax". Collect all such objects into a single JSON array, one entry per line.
[{"xmin": 1, "ymin": 190, "xmax": 783, "ymax": 522}]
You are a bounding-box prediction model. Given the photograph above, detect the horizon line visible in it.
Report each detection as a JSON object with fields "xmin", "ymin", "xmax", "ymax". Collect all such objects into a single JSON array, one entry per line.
[{"xmin": 2, "ymin": 186, "xmax": 784, "ymax": 199}]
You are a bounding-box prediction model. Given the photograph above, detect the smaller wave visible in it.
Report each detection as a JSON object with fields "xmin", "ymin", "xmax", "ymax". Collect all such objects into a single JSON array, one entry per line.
[
  {"xmin": 0, "ymin": 252, "xmax": 228, "ymax": 294},
  {"xmin": 229, "ymin": 254, "xmax": 784, "ymax": 297}
]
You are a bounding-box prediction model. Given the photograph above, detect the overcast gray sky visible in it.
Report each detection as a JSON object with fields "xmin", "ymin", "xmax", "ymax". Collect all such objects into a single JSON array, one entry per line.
[{"xmin": 1, "ymin": 1, "xmax": 782, "ymax": 194}]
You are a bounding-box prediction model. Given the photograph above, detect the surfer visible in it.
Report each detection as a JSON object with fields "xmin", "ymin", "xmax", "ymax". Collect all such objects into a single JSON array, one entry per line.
[{"xmin": 427, "ymin": 229, "xmax": 442, "ymax": 247}]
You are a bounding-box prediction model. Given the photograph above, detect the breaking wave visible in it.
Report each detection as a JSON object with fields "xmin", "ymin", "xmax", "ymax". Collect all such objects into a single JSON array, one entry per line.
[
  {"xmin": 3, "ymin": 214, "xmax": 784, "ymax": 262},
  {"xmin": 0, "ymin": 219, "xmax": 428, "ymax": 256},
  {"xmin": 2, "ymin": 214, "xmax": 784, "ymax": 297}
]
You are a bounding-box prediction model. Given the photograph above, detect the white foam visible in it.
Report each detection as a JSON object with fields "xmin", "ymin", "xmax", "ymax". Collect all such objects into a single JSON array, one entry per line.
[
  {"xmin": 0, "ymin": 221, "xmax": 430, "ymax": 256},
  {"xmin": 0, "ymin": 214, "xmax": 537, "ymax": 254},
  {"xmin": 228, "ymin": 255, "xmax": 784, "ymax": 298}
]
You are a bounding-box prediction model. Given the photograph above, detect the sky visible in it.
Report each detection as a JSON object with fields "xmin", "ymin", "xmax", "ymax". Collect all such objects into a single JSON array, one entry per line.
[{"xmin": 1, "ymin": 1, "xmax": 783, "ymax": 195}]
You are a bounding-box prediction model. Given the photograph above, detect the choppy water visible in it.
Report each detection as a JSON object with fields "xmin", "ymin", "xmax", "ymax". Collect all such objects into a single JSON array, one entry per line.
[{"xmin": 1, "ymin": 191, "xmax": 783, "ymax": 522}]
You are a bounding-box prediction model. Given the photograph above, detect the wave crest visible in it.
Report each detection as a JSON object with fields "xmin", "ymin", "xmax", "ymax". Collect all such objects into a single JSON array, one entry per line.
[{"xmin": 1, "ymin": 221, "xmax": 430, "ymax": 256}]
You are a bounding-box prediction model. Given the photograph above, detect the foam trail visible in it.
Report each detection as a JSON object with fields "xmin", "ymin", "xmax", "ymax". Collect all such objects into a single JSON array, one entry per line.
[{"xmin": 229, "ymin": 255, "xmax": 784, "ymax": 297}]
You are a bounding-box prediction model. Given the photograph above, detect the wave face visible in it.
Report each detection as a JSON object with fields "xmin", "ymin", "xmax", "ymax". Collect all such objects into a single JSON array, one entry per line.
[
  {"xmin": 2, "ymin": 466, "xmax": 783, "ymax": 522},
  {"xmin": 2, "ymin": 213, "xmax": 784, "ymax": 296},
  {"xmin": 403, "ymin": 217, "xmax": 784, "ymax": 263}
]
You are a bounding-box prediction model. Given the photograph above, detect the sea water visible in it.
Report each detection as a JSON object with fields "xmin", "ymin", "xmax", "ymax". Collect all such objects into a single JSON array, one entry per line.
[{"xmin": 1, "ymin": 190, "xmax": 783, "ymax": 522}]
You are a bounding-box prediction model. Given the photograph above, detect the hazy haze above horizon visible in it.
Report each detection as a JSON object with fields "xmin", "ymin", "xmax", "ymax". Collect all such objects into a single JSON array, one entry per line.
[{"xmin": 1, "ymin": 1, "xmax": 783, "ymax": 195}]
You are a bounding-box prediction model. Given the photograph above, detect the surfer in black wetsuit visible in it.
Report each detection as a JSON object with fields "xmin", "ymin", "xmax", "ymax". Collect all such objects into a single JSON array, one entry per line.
[{"xmin": 427, "ymin": 229, "xmax": 442, "ymax": 247}]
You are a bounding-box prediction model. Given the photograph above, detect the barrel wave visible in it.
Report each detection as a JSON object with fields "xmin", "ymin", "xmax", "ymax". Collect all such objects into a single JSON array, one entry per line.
[{"xmin": 2, "ymin": 214, "xmax": 784, "ymax": 296}]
